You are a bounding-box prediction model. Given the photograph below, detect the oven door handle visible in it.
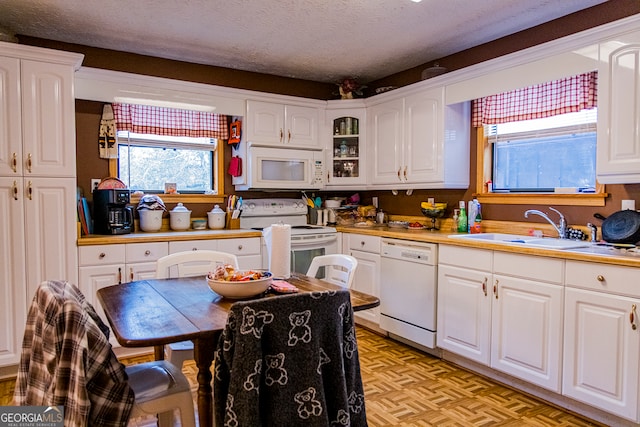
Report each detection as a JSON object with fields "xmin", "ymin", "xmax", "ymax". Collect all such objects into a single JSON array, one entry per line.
[{"xmin": 290, "ymin": 234, "xmax": 338, "ymax": 249}]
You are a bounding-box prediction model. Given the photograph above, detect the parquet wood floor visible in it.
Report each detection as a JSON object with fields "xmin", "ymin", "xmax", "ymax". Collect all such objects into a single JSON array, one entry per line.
[{"xmin": 0, "ymin": 327, "xmax": 604, "ymax": 426}]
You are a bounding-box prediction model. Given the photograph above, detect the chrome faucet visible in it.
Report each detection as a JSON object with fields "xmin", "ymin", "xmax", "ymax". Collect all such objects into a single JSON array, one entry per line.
[{"xmin": 524, "ymin": 207, "xmax": 567, "ymax": 239}]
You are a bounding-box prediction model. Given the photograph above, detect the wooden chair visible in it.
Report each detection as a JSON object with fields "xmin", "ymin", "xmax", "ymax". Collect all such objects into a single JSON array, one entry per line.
[
  {"xmin": 14, "ymin": 280, "xmax": 195, "ymax": 427},
  {"xmin": 156, "ymin": 250, "xmax": 240, "ymax": 368},
  {"xmin": 306, "ymin": 254, "xmax": 358, "ymax": 288}
]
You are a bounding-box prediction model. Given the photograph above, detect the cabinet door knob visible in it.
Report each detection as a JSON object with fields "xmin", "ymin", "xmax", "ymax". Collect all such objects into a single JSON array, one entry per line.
[
  {"xmin": 397, "ymin": 169, "xmax": 402, "ymax": 181},
  {"xmin": 403, "ymin": 166, "xmax": 407, "ymax": 180},
  {"xmin": 482, "ymin": 277, "xmax": 487, "ymax": 296},
  {"xmin": 279, "ymin": 128, "xmax": 283, "ymax": 142},
  {"xmin": 11, "ymin": 153, "xmax": 17, "ymax": 173},
  {"xmin": 596, "ymin": 275, "xmax": 605, "ymax": 282},
  {"xmin": 26, "ymin": 153, "xmax": 32, "ymax": 173},
  {"xmin": 630, "ymin": 304, "xmax": 637, "ymax": 330},
  {"xmin": 145, "ymin": 250, "xmax": 151, "ymax": 255},
  {"xmin": 117, "ymin": 267, "xmax": 122, "ymax": 284},
  {"xmin": 493, "ymin": 279, "xmax": 499, "ymax": 299},
  {"xmin": 238, "ymin": 245, "xmax": 243, "ymax": 250},
  {"xmin": 287, "ymin": 130, "xmax": 291, "ymax": 143},
  {"xmin": 12, "ymin": 181, "xmax": 18, "ymax": 200},
  {"xmin": 27, "ymin": 181, "xmax": 32, "ymax": 200},
  {"xmin": 99, "ymin": 252, "xmax": 106, "ymax": 259}
]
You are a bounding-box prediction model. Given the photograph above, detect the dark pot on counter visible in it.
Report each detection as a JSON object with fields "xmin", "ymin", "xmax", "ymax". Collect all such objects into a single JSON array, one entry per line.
[{"xmin": 594, "ymin": 210, "xmax": 640, "ymax": 244}]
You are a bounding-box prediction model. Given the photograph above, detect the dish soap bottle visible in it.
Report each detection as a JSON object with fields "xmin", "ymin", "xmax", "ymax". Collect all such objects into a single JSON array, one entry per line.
[
  {"xmin": 471, "ymin": 199, "xmax": 482, "ymax": 234},
  {"xmin": 457, "ymin": 201, "xmax": 467, "ymax": 233}
]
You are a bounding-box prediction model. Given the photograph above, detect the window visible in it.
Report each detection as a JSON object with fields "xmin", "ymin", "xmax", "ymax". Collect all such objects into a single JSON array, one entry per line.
[
  {"xmin": 108, "ymin": 102, "xmax": 230, "ymax": 198},
  {"xmin": 473, "ymin": 71, "xmax": 606, "ymax": 206},
  {"xmin": 117, "ymin": 132, "xmax": 217, "ymax": 193},
  {"xmin": 489, "ymin": 109, "xmax": 597, "ymax": 192}
]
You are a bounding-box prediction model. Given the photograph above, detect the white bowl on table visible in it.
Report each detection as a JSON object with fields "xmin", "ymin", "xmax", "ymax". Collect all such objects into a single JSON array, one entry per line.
[{"xmin": 207, "ymin": 271, "xmax": 273, "ymax": 299}]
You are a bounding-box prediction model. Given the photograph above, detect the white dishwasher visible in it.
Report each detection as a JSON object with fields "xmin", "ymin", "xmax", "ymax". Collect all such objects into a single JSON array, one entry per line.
[{"xmin": 379, "ymin": 238, "xmax": 438, "ymax": 349}]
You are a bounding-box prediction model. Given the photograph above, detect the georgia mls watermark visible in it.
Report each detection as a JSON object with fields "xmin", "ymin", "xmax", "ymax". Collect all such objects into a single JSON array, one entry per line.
[{"xmin": 0, "ymin": 406, "xmax": 64, "ymax": 427}]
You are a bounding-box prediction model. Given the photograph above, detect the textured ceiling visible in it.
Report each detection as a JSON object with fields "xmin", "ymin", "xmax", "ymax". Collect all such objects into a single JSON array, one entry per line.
[{"xmin": 0, "ymin": 0, "xmax": 607, "ymax": 84}]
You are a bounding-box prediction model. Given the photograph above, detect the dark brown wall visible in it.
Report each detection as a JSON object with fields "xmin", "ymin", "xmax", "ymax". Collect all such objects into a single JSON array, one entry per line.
[{"xmin": 27, "ymin": 0, "xmax": 640, "ymax": 226}]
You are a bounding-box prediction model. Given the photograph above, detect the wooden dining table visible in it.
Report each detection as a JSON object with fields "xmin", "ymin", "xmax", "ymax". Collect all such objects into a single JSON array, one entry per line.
[{"xmin": 97, "ymin": 273, "xmax": 380, "ymax": 427}]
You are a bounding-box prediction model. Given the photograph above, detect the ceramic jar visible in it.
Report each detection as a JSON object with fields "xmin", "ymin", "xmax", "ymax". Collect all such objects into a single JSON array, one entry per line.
[
  {"xmin": 207, "ymin": 204, "xmax": 226, "ymax": 229},
  {"xmin": 138, "ymin": 210, "xmax": 163, "ymax": 232},
  {"xmin": 169, "ymin": 203, "xmax": 192, "ymax": 231}
]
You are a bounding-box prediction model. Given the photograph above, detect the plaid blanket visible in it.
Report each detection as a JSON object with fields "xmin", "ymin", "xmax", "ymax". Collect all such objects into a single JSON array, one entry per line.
[{"xmin": 14, "ymin": 280, "xmax": 134, "ymax": 426}]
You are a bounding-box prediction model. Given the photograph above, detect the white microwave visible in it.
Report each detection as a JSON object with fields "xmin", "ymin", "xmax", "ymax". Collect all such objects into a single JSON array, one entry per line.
[{"xmin": 236, "ymin": 146, "xmax": 324, "ymax": 190}]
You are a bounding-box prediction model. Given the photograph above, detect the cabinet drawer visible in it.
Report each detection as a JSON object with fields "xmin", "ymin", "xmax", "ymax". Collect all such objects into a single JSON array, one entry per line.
[
  {"xmin": 439, "ymin": 244, "xmax": 492, "ymax": 271},
  {"xmin": 169, "ymin": 240, "xmax": 218, "ymax": 253},
  {"xmin": 347, "ymin": 234, "xmax": 380, "ymax": 253},
  {"xmin": 78, "ymin": 244, "xmax": 126, "ymax": 266},
  {"xmin": 218, "ymin": 237, "xmax": 261, "ymax": 255},
  {"xmin": 566, "ymin": 260, "xmax": 640, "ymax": 297},
  {"xmin": 125, "ymin": 242, "xmax": 168, "ymax": 263},
  {"xmin": 494, "ymin": 252, "xmax": 563, "ymax": 284}
]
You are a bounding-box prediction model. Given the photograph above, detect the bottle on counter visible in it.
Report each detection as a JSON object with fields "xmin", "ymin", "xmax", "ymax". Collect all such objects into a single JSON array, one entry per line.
[
  {"xmin": 457, "ymin": 201, "xmax": 467, "ymax": 233},
  {"xmin": 467, "ymin": 197, "xmax": 477, "ymax": 233},
  {"xmin": 471, "ymin": 199, "xmax": 482, "ymax": 233},
  {"xmin": 452, "ymin": 209, "xmax": 460, "ymax": 232}
]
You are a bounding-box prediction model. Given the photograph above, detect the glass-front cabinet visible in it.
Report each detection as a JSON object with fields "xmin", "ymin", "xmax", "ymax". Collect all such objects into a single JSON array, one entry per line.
[{"xmin": 325, "ymin": 102, "xmax": 366, "ymax": 187}]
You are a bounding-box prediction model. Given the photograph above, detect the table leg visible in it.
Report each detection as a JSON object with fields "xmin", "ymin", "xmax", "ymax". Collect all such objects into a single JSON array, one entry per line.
[{"xmin": 193, "ymin": 335, "xmax": 218, "ymax": 427}]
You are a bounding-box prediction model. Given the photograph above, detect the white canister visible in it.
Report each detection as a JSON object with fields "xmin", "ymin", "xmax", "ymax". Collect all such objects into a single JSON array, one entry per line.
[
  {"xmin": 138, "ymin": 210, "xmax": 163, "ymax": 232},
  {"xmin": 169, "ymin": 203, "xmax": 192, "ymax": 230},
  {"xmin": 207, "ymin": 204, "xmax": 226, "ymax": 229}
]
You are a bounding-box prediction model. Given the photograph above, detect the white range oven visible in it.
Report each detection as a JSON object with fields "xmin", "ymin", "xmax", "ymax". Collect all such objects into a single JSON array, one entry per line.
[{"xmin": 239, "ymin": 198, "xmax": 339, "ymax": 274}]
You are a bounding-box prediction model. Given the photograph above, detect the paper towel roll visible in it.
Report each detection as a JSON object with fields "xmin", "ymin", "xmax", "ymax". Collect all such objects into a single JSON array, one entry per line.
[{"xmin": 263, "ymin": 223, "xmax": 291, "ymax": 279}]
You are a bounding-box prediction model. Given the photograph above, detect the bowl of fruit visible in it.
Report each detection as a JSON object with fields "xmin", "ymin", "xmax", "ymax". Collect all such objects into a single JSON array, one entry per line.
[
  {"xmin": 420, "ymin": 202, "xmax": 448, "ymax": 230},
  {"xmin": 207, "ymin": 264, "xmax": 273, "ymax": 299}
]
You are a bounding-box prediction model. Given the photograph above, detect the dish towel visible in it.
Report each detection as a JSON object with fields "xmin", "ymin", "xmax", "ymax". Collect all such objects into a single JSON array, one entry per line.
[{"xmin": 214, "ymin": 290, "xmax": 368, "ymax": 427}]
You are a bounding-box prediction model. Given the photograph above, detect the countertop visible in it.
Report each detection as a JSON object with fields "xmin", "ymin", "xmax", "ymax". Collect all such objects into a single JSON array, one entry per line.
[
  {"xmin": 77, "ymin": 229, "xmax": 262, "ymax": 246},
  {"xmin": 337, "ymin": 225, "xmax": 640, "ymax": 268},
  {"xmin": 77, "ymin": 225, "xmax": 640, "ymax": 268}
]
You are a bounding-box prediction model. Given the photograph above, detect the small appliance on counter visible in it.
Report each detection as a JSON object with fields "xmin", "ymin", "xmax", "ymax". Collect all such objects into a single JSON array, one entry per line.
[{"xmin": 93, "ymin": 189, "xmax": 133, "ymax": 235}]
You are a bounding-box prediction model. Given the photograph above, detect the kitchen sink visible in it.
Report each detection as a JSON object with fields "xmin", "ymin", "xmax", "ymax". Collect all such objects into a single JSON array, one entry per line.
[{"xmin": 449, "ymin": 233, "xmax": 591, "ymax": 250}]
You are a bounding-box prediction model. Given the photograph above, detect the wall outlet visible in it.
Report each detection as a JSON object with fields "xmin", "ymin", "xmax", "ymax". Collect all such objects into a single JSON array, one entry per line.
[
  {"xmin": 622, "ymin": 199, "xmax": 636, "ymax": 210},
  {"xmin": 91, "ymin": 179, "xmax": 101, "ymax": 192}
]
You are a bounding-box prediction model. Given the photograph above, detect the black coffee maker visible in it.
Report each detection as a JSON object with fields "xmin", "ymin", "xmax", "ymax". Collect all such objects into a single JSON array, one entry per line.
[{"xmin": 93, "ymin": 189, "xmax": 134, "ymax": 235}]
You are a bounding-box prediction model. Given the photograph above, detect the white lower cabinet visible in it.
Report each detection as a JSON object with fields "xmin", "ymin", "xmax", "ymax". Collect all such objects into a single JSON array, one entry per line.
[
  {"xmin": 124, "ymin": 242, "xmax": 168, "ymax": 283},
  {"xmin": 563, "ymin": 260, "xmax": 640, "ymax": 421},
  {"xmin": 78, "ymin": 244, "xmax": 126, "ymax": 345},
  {"xmin": 492, "ymin": 252, "xmax": 563, "ymax": 392},
  {"xmin": 217, "ymin": 237, "xmax": 262, "ymax": 269},
  {"xmin": 345, "ymin": 234, "xmax": 380, "ymax": 326},
  {"xmin": 437, "ymin": 245, "xmax": 493, "ymax": 364},
  {"xmin": 169, "ymin": 237, "xmax": 262, "ymax": 269},
  {"xmin": 438, "ymin": 246, "xmax": 563, "ymax": 393}
]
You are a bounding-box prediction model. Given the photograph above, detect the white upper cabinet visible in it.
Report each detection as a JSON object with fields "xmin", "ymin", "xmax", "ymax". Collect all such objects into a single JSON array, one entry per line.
[
  {"xmin": 0, "ymin": 56, "xmax": 77, "ymax": 178},
  {"xmin": 367, "ymin": 86, "xmax": 469, "ymax": 189},
  {"xmin": 0, "ymin": 56, "xmax": 21, "ymax": 177},
  {"xmin": 597, "ymin": 30, "xmax": 640, "ymax": 183},
  {"xmin": 325, "ymin": 102, "xmax": 366, "ymax": 188},
  {"xmin": 246, "ymin": 100, "xmax": 320, "ymax": 148}
]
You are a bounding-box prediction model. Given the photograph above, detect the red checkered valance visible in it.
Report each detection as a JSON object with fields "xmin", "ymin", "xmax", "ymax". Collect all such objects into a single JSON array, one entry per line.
[
  {"xmin": 112, "ymin": 103, "xmax": 229, "ymax": 139},
  {"xmin": 471, "ymin": 71, "xmax": 597, "ymax": 127}
]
